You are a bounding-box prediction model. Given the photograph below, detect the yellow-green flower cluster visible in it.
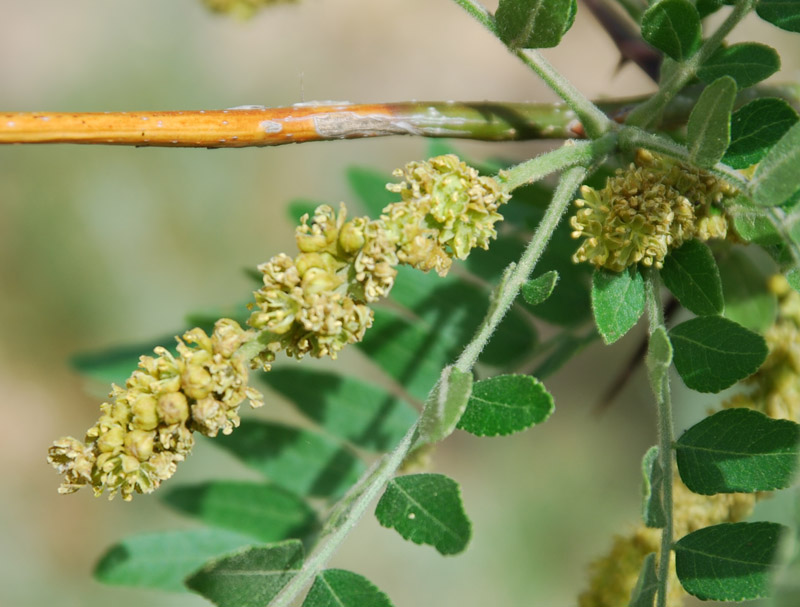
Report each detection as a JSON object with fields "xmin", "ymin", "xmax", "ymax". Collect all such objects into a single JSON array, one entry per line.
[
  {"xmin": 50, "ymin": 154, "xmax": 507, "ymax": 500},
  {"xmin": 48, "ymin": 320, "xmax": 263, "ymax": 501},
  {"xmin": 202, "ymin": 0, "xmax": 296, "ymax": 19},
  {"xmin": 249, "ymin": 155, "xmax": 509, "ymax": 365},
  {"xmin": 571, "ymin": 150, "xmax": 736, "ymax": 272},
  {"xmin": 383, "ymin": 154, "xmax": 510, "ymax": 276}
]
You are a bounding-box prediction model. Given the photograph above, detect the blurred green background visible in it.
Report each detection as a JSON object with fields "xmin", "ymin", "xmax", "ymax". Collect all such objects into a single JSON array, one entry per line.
[{"xmin": 2, "ymin": 1, "xmax": 799, "ymax": 606}]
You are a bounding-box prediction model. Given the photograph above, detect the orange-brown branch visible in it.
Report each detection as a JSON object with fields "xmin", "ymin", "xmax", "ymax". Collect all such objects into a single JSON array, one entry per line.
[{"xmin": 0, "ymin": 101, "xmax": 583, "ymax": 148}]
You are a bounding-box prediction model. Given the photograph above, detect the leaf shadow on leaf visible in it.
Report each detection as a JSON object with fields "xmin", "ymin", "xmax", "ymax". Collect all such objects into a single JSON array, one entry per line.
[{"xmin": 211, "ymin": 421, "xmax": 363, "ymax": 499}]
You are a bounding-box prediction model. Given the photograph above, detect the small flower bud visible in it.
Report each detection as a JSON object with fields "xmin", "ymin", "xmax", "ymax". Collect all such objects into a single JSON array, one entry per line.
[
  {"xmin": 157, "ymin": 392, "xmax": 189, "ymax": 425},
  {"xmin": 97, "ymin": 426, "xmax": 124, "ymax": 453},
  {"xmin": 124, "ymin": 430, "xmax": 155, "ymax": 461},
  {"xmin": 181, "ymin": 365, "xmax": 213, "ymax": 400},
  {"xmin": 131, "ymin": 394, "xmax": 159, "ymax": 431}
]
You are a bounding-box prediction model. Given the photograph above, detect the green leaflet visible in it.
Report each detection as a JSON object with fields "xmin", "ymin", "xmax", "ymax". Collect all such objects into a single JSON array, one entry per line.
[
  {"xmin": 717, "ymin": 248, "xmax": 778, "ymax": 332},
  {"xmin": 264, "ymin": 367, "xmax": 417, "ymax": 452},
  {"xmin": 757, "ymin": 0, "xmax": 800, "ymax": 33},
  {"xmin": 161, "ymin": 481, "xmax": 317, "ymax": 543},
  {"xmin": 628, "ymin": 553, "xmax": 659, "ymax": 607},
  {"xmin": 303, "ymin": 570, "xmax": 394, "ymax": 607},
  {"xmin": 495, "ymin": 0, "xmax": 578, "ymax": 50},
  {"xmin": 752, "ymin": 122, "xmax": 800, "ymax": 206},
  {"xmin": 591, "ymin": 267, "xmax": 646, "ymax": 345},
  {"xmin": 697, "ymin": 43, "xmax": 781, "ymax": 89},
  {"xmin": 94, "ymin": 528, "xmax": 257, "ymax": 592},
  {"xmin": 211, "ymin": 420, "xmax": 364, "ymax": 499},
  {"xmin": 186, "ymin": 540, "xmax": 304, "ymax": 607},
  {"xmin": 418, "ymin": 366, "xmax": 473, "ymax": 444},
  {"xmin": 521, "ymin": 270, "xmax": 560, "ymax": 306},
  {"xmin": 641, "ymin": 446, "xmax": 666, "ymax": 528},
  {"xmin": 659, "ymin": 240, "xmax": 724, "ymax": 316},
  {"xmin": 375, "ymin": 473, "xmax": 471, "ymax": 555},
  {"xmin": 687, "ymin": 76, "xmax": 736, "ymax": 169},
  {"xmin": 674, "ymin": 522, "xmax": 786, "ymax": 600},
  {"xmin": 668, "ymin": 316, "xmax": 768, "ymax": 393},
  {"xmin": 457, "ymin": 374, "xmax": 554, "ymax": 437},
  {"xmin": 676, "ymin": 408, "xmax": 800, "ymax": 494},
  {"xmin": 641, "ymin": 0, "xmax": 701, "ymax": 62},
  {"xmin": 724, "ymin": 98, "xmax": 799, "ymax": 169}
]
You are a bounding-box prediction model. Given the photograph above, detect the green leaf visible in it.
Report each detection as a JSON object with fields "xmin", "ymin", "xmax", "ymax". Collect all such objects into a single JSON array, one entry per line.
[
  {"xmin": 375, "ymin": 473, "xmax": 471, "ymax": 555},
  {"xmin": 659, "ymin": 240, "xmax": 724, "ymax": 316},
  {"xmin": 521, "ymin": 270, "xmax": 560, "ymax": 306},
  {"xmin": 687, "ymin": 76, "xmax": 736, "ymax": 169},
  {"xmin": 347, "ymin": 167, "xmax": 395, "ymax": 217},
  {"xmin": 418, "ymin": 366, "xmax": 473, "ymax": 444},
  {"xmin": 752, "ymin": 122, "xmax": 800, "ymax": 206},
  {"xmin": 211, "ymin": 421, "xmax": 364, "ymax": 499},
  {"xmin": 303, "ymin": 570, "xmax": 394, "ymax": 607},
  {"xmin": 725, "ymin": 98, "xmax": 799, "ymax": 169},
  {"xmin": 94, "ymin": 529, "xmax": 256, "ymax": 592},
  {"xmin": 641, "ymin": 0, "xmax": 701, "ymax": 62},
  {"xmin": 264, "ymin": 368, "xmax": 416, "ymax": 452},
  {"xmin": 186, "ymin": 540, "xmax": 304, "ymax": 607},
  {"xmin": 696, "ymin": 0, "xmax": 724, "ymax": 18},
  {"xmin": 641, "ymin": 446, "xmax": 666, "ymax": 528},
  {"xmin": 697, "ymin": 43, "xmax": 781, "ymax": 89},
  {"xmin": 591, "ymin": 267, "xmax": 646, "ymax": 345},
  {"xmin": 674, "ymin": 522, "xmax": 786, "ymax": 600},
  {"xmin": 676, "ymin": 408, "xmax": 800, "ymax": 494},
  {"xmin": 718, "ymin": 248, "xmax": 778, "ymax": 332},
  {"xmin": 457, "ymin": 374, "xmax": 554, "ymax": 437},
  {"xmin": 668, "ymin": 316, "xmax": 768, "ymax": 393},
  {"xmin": 757, "ymin": 0, "xmax": 800, "ymax": 33},
  {"xmin": 732, "ymin": 208, "xmax": 783, "ymax": 245},
  {"xmin": 161, "ymin": 482, "xmax": 317, "ymax": 543},
  {"xmin": 628, "ymin": 553, "xmax": 659, "ymax": 607},
  {"xmin": 495, "ymin": 0, "xmax": 578, "ymax": 50}
]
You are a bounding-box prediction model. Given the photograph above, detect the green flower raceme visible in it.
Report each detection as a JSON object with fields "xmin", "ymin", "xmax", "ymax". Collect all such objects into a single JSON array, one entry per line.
[
  {"xmin": 48, "ymin": 320, "xmax": 263, "ymax": 501},
  {"xmin": 570, "ymin": 150, "xmax": 736, "ymax": 272},
  {"xmin": 49, "ymin": 154, "xmax": 508, "ymax": 500}
]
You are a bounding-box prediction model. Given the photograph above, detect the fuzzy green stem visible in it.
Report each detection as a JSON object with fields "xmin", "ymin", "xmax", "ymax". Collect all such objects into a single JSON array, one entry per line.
[
  {"xmin": 455, "ymin": 165, "xmax": 589, "ymax": 372},
  {"xmin": 626, "ymin": 0, "xmax": 757, "ymax": 129},
  {"xmin": 451, "ymin": 0, "xmax": 613, "ymax": 139},
  {"xmin": 269, "ymin": 420, "xmax": 419, "ymax": 607},
  {"xmin": 618, "ymin": 125, "xmax": 750, "ymax": 191},
  {"xmin": 499, "ymin": 139, "xmax": 606, "ymax": 191},
  {"xmin": 644, "ymin": 269, "xmax": 675, "ymax": 607}
]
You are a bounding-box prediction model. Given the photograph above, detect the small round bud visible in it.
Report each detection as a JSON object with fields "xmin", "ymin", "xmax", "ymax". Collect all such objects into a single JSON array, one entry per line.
[
  {"xmin": 124, "ymin": 430, "xmax": 155, "ymax": 461},
  {"xmin": 97, "ymin": 426, "xmax": 124, "ymax": 453},
  {"xmin": 181, "ymin": 365, "xmax": 212, "ymax": 400},
  {"xmin": 157, "ymin": 392, "xmax": 189, "ymax": 425},
  {"xmin": 131, "ymin": 395, "xmax": 159, "ymax": 431},
  {"xmin": 338, "ymin": 219, "xmax": 366, "ymax": 254}
]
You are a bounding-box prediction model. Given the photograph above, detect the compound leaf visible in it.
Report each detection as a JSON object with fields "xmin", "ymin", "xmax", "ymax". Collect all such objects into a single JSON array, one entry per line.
[{"xmin": 375, "ymin": 473, "xmax": 471, "ymax": 555}]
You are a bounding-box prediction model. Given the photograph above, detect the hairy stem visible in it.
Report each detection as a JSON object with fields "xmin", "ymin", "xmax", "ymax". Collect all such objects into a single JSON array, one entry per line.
[
  {"xmin": 499, "ymin": 139, "xmax": 602, "ymax": 190},
  {"xmin": 455, "ymin": 165, "xmax": 590, "ymax": 372},
  {"xmin": 644, "ymin": 269, "xmax": 675, "ymax": 607},
  {"xmin": 626, "ymin": 0, "xmax": 757, "ymax": 129},
  {"xmin": 451, "ymin": 0, "xmax": 613, "ymax": 139}
]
